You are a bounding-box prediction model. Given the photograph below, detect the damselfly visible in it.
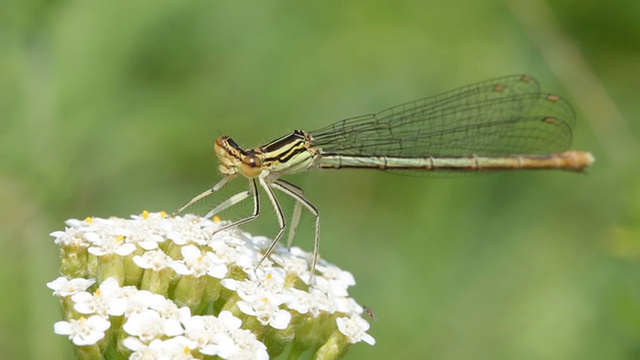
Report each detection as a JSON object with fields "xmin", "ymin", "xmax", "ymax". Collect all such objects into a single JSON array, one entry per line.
[{"xmin": 174, "ymin": 75, "xmax": 594, "ymax": 279}]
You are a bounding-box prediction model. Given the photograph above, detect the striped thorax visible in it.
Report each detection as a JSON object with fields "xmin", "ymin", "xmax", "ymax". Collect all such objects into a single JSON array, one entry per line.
[{"xmin": 215, "ymin": 130, "xmax": 318, "ymax": 180}]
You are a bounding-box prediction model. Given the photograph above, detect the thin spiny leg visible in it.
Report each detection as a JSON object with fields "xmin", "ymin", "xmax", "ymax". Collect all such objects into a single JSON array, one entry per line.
[
  {"xmin": 272, "ymin": 179, "xmax": 320, "ymax": 284},
  {"xmin": 274, "ymin": 179, "xmax": 305, "ymax": 247},
  {"xmin": 209, "ymin": 178, "xmax": 260, "ymax": 234},
  {"xmin": 204, "ymin": 190, "xmax": 251, "ymax": 219},
  {"xmin": 288, "ymin": 201, "xmax": 303, "ymax": 247},
  {"xmin": 172, "ymin": 177, "xmax": 232, "ymax": 216},
  {"xmin": 254, "ymin": 178, "xmax": 287, "ymax": 269}
]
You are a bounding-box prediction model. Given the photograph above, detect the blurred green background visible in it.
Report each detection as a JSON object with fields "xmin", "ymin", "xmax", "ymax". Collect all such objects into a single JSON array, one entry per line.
[{"xmin": 2, "ymin": 0, "xmax": 639, "ymax": 359}]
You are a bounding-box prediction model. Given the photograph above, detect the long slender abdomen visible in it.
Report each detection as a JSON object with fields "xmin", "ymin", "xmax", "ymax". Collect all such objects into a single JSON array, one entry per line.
[{"xmin": 317, "ymin": 151, "xmax": 594, "ymax": 172}]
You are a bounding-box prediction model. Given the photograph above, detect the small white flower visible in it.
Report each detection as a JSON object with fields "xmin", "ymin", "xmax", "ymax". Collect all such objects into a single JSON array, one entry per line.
[
  {"xmin": 124, "ymin": 337, "xmax": 197, "ymax": 360},
  {"xmin": 285, "ymin": 288, "xmax": 316, "ymax": 315},
  {"xmin": 148, "ymin": 297, "xmax": 191, "ymax": 324},
  {"xmin": 336, "ymin": 315, "xmax": 375, "ymax": 345},
  {"xmin": 237, "ymin": 295, "xmax": 292, "ymax": 330},
  {"xmin": 166, "ymin": 230, "xmax": 188, "ymax": 246},
  {"xmin": 208, "ymin": 238, "xmax": 253, "ymax": 270},
  {"xmin": 72, "ymin": 277, "xmax": 126, "ymax": 317},
  {"xmin": 169, "ymin": 245, "xmax": 228, "ymax": 279},
  {"xmin": 133, "ymin": 249, "xmax": 173, "ymax": 271},
  {"xmin": 124, "ymin": 228, "xmax": 163, "ymax": 251},
  {"xmin": 123, "ymin": 309, "xmax": 184, "ymax": 343},
  {"xmin": 220, "ymin": 278, "xmax": 261, "ymax": 303},
  {"xmin": 270, "ymin": 251, "xmax": 311, "ymax": 281},
  {"xmin": 50, "ymin": 227, "xmax": 91, "ymax": 247},
  {"xmin": 166, "ymin": 216, "xmax": 217, "ymax": 246},
  {"xmin": 182, "ymin": 309, "xmax": 265, "ymax": 359},
  {"xmin": 87, "ymin": 234, "xmax": 136, "ymax": 257},
  {"xmin": 317, "ymin": 262, "xmax": 355, "ymax": 285},
  {"xmin": 254, "ymin": 267, "xmax": 287, "ymax": 294},
  {"xmin": 183, "ymin": 315, "xmax": 234, "ymax": 356},
  {"xmin": 127, "ymin": 211, "xmax": 171, "ymax": 250},
  {"xmin": 309, "ymin": 289, "xmax": 334, "ymax": 315},
  {"xmin": 54, "ymin": 315, "xmax": 111, "ymax": 346},
  {"xmin": 122, "ymin": 288, "xmax": 157, "ymax": 316},
  {"xmin": 312, "ymin": 265, "xmax": 355, "ymax": 298},
  {"xmin": 47, "ymin": 277, "xmax": 95, "ymax": 297},
  {"xmin": 228, "ymin": 328, "xmax": 269, "ymax": 360},
  {"xmin": 332, "ymin": 296, "xmax": 363, "ymax": 316},
  {"xmin": 217, "ymin": 310, "xmax": 243, "ymax": 331}
]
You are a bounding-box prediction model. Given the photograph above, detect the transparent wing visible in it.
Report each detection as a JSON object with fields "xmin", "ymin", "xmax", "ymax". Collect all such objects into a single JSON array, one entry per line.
[{"xmin": 310, "ymin": 75, "xmax": 575, "ymax": 157}]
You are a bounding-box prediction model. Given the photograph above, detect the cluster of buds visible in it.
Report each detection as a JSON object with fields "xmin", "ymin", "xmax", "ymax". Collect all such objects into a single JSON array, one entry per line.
[{"xmin": 48, "ymin": 211, "xmax": 374, "ymax": 359}]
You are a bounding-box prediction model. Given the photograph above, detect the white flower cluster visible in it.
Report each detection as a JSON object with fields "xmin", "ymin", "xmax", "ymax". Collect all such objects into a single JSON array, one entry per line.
[
  {"xmin": 49, "ymin": 277, "xmax": 267, "ymax": 359},
  {"xmin": 49, "ymin": 211, "xmax": 374, "ymax": 359}
]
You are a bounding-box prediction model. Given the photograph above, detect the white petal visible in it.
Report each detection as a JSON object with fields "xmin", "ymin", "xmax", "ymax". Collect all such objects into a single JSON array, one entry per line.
[
  {"xmin": 162, "ymin": 318, "xmax": 184, "ymax": 337},
  {"xmin": 236, "ymin": 301, "xmax": 256, "ymax": 316},
  {"xmin": 53, "ymin": 321, "xmax": 72, "ymax": 335},
  {"xmin": 115, "ymin": 243, "xmax": 136, "ymax": 256},
  {"xmin": 122, "ymin": 336, "xmax": 145, "ymax": 351},
  {"xmin": 269, "ymin": 310, "xmax": 291, "ymax": 330},
  {"xmin": 87, "ymin": 315, "xmax": 111, "ymax": 331},
  {"xmin": 362, "ymin": 333, "xmax": 376, "ymax": 345},
  {"xmin": 207, "ymin": 263, "xmax": 228, "ymax": 279},
  {"xmin": 218, "ymin": 310, "xmax": 242, "ymax": 330},
  {"xmin": 133, "ymin": 255, "xmax": 150, "ymax": 269},
  {"xmin": 169, "ymin": 262, "xmax": 190, "ymax": 275},
  {"xmin": 181, "ymin": 245, "xmax": 201, "ymax": 259}
]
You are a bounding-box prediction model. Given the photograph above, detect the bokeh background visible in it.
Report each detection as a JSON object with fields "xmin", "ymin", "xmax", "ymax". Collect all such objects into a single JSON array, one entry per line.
[{"xmin": 2, "ymin": 1, "xmax": 639, "ymax": 359}]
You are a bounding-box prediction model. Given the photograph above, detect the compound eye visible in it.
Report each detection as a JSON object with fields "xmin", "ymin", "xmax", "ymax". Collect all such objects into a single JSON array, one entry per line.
[
  {"xmin": 241, "ymin": 153, "xmax": 262, "ymax": 177},
  {"xmin": 214, "ymin": 136, "xmax": 230, "ymax": 158}
]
